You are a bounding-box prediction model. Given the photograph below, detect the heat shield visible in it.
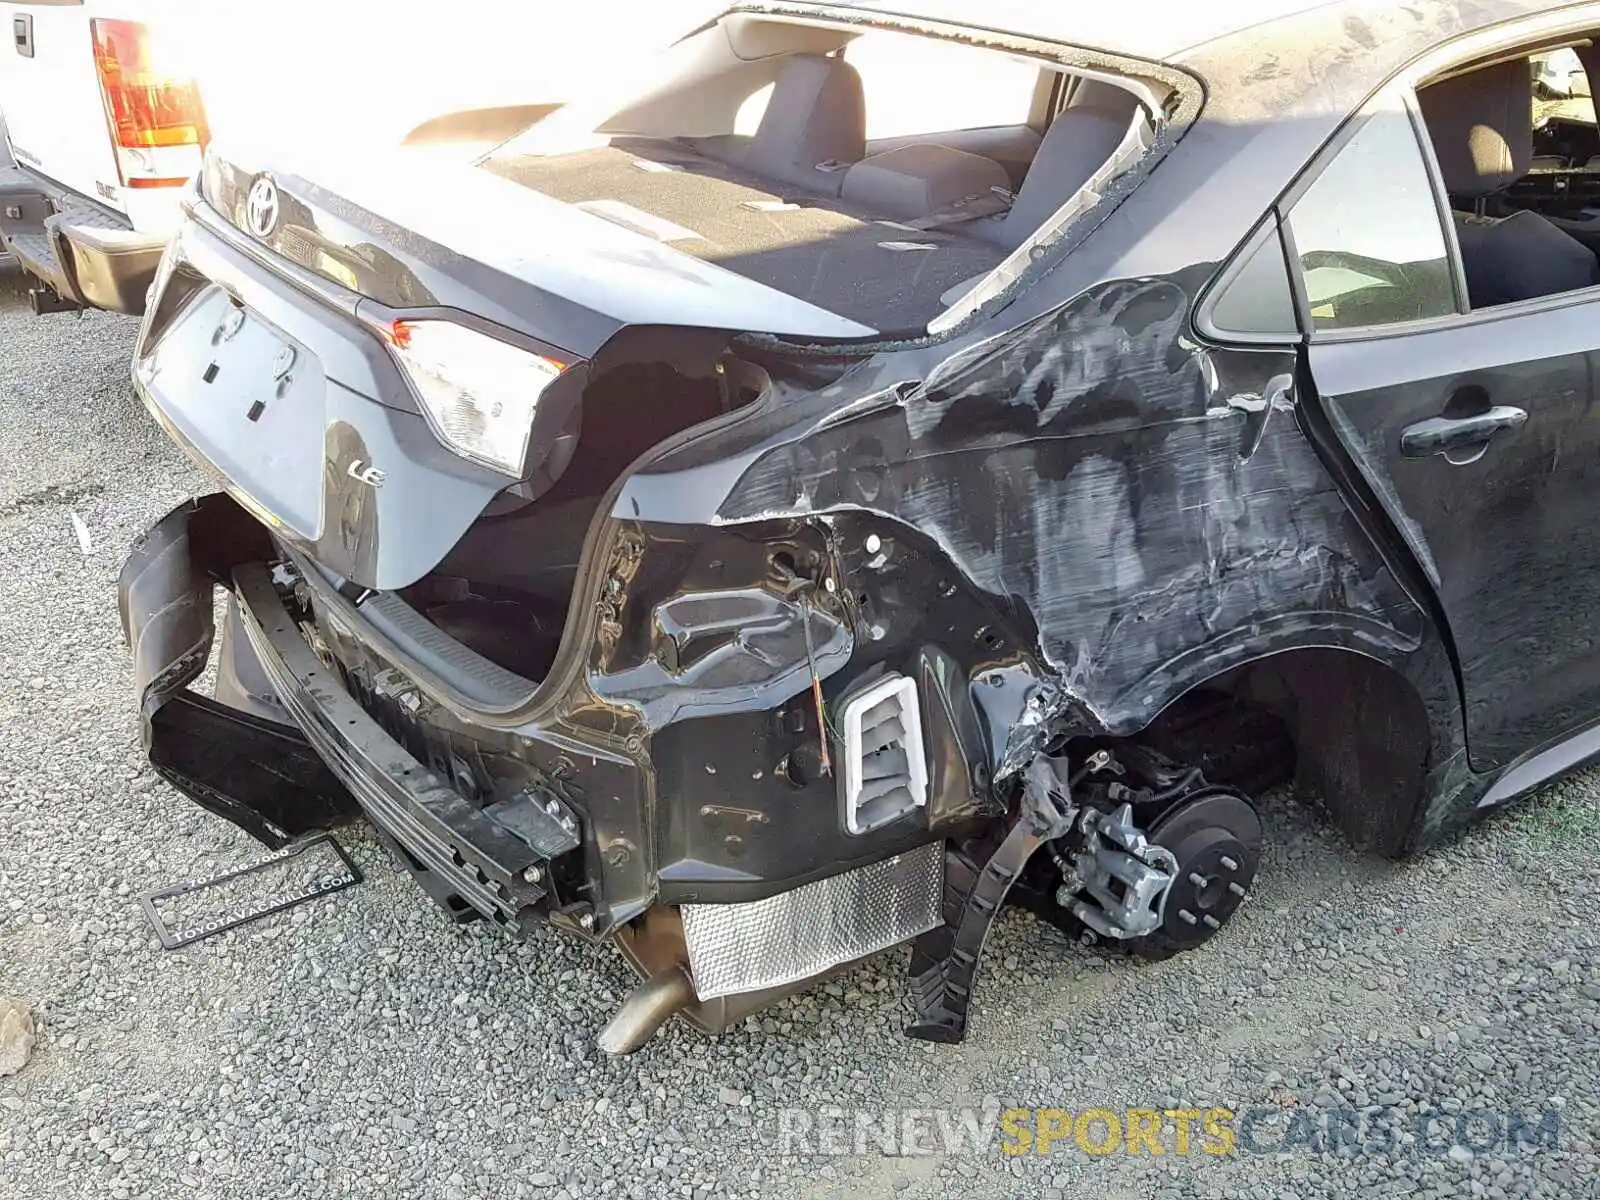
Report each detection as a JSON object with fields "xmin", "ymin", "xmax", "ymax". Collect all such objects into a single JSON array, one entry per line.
[{"xmin": 680, "ymin": 842, "xmax": 944, "ymax": 1000}]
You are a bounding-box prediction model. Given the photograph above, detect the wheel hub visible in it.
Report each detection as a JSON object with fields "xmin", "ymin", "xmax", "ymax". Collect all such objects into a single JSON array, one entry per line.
[{"xmin": 1148, "ymin": 788, "xmax": 1263, "ymax": 948}]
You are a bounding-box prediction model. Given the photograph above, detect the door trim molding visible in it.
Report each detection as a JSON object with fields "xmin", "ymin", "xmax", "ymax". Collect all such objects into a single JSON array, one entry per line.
[{"xmin": 1478, "ymin": 721, "xmax": 1600, "ymax": 808}]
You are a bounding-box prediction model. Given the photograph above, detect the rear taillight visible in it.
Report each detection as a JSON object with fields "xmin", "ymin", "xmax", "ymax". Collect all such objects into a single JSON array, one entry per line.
[
  {"xmin": 91, "ymin": 18, "xmax": 207, "ymax": 188},
  {"xmin": 381, "ymin": 319, "xmax": 570, "ymax": 477}
]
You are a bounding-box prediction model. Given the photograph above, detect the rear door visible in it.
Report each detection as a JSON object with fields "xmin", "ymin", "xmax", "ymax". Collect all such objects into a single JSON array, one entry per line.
[
  {"xmin": 0, "ymin": 1, "xmax": 123, "ymax": 207},
  {"xmin": 1294, "ymin": 90, "xmax": 1600, "ymax": 771}
]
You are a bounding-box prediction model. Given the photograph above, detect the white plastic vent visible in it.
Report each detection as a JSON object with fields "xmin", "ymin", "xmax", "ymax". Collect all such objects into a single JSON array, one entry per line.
[{"xmin": 839, "ymin": 674, "xmax": 928, "ymax": 835}]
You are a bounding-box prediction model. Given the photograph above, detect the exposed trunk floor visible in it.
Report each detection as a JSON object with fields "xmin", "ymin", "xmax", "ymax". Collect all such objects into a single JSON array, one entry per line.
[{"xmin": 482, "ymin": 138, "xmax": 1005, "ymax": 332}]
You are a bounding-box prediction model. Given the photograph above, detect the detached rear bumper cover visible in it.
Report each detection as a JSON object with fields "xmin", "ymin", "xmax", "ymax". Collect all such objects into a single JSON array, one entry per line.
[
  {"xmin": 118, "ymin": 494, "xmax": 352, "ymax": 847},
  {"xmin": 117, "ymin": 497, "xmax": 564, "ymax": 927}
]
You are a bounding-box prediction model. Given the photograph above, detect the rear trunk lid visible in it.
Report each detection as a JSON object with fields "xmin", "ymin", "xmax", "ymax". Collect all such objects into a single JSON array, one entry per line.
[
  {"xmin": 136, "ymin": 144, "xmax": 877, "ymax": 595},
  {"xmin": 202, "ymin": 145, "xmax": 880, "ymax": 351}
]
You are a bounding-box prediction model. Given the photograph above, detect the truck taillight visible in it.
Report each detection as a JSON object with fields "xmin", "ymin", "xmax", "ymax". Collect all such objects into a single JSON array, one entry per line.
[{"xmin": 91, "ymin": 18, "xmax": 207, "ymax": 185}]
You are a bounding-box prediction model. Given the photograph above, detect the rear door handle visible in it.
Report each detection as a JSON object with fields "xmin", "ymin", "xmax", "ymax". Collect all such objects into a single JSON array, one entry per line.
[
  {"xmin": 12, "ymin": 15, "xmax": 31, "ymax": 57},
  {"xmin": 1399, "ymin": 405, "xmax": 1527, "ymax": 458}
]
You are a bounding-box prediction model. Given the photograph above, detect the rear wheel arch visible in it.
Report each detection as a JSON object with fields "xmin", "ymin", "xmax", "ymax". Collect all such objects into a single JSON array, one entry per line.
[{"xmin": 1134, "ymin": 646, "xmax": 1436, "ymax": 858}]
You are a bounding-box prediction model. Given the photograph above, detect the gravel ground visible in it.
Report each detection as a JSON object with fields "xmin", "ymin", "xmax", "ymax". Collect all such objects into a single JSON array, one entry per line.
[{"xmin": 0, "ymin": 266, "xmax": 1598, "ymax": 1200}]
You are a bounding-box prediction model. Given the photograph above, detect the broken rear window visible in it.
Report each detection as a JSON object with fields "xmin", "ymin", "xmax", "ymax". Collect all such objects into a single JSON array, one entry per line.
[{"xmin": 485, "ymin": 14, "xmax": 1159, "ymax": 335}]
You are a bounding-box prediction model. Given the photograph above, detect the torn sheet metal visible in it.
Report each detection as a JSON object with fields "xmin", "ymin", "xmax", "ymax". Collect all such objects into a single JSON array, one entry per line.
[{"xmin": 702, "ymin": 274, "xmax": 1423, "ymax": 770}]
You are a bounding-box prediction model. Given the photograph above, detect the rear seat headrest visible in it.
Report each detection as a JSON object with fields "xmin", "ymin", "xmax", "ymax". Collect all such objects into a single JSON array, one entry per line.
[
  {"xmin": 744, "ymin": 53, "xmax": 867, "ymax": 195},
  {"xmin": 982, "ymin": 98, "xmax": 1137, "ymax": 249},
  {"xmin": 1418, "ymin": 59, "xmax": 1532, "ymax": 198},
  {"xmin": 1067, "ymin": 78, "xmax": 1136, "ymax": 112}
]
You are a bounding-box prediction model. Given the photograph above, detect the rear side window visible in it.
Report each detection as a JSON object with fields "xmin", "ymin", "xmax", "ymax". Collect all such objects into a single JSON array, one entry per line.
[
  {"xmin": 1532, "ymin": 47, "xmax": 1595, "ymax": 129},
  {"xmin": 1206, "ymin": 218, "xmax": 1299, "ymax": 338},
  {"xmin": 1286, "ymin": 98, "xmax": 1457, "ymax": 331}
]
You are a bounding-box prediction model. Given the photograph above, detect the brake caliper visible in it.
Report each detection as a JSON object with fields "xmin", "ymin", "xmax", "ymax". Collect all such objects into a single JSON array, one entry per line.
[
  {"xmin": 1065, "ymin": 802, "xmax": 1178, "ymax": 940},
  {"xmin": 1051, "ymin": 747, "xmax": 1264, "ymax": 955}
]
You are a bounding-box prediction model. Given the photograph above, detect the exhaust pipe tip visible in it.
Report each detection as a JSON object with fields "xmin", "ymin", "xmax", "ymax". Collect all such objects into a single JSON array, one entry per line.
[{"xmin": 596, "ymin": 966, "xmax": 696, "ymax": 1055}]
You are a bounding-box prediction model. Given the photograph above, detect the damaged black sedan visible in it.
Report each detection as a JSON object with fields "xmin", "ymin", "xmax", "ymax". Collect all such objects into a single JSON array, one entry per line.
[{"xmin": 119, "ymin": 0, "xmax": 1600, "ymax": 1050}]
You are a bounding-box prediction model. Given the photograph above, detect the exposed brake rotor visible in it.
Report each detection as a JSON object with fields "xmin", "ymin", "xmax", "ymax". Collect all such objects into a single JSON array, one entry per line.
[
  {"xmin": 1001, "ymin": 740, "xmax": 1269, "ymax": 959},
  {"xmin": 1141, "ymin": 787, "xmax": 1263, "ymax": 954}
]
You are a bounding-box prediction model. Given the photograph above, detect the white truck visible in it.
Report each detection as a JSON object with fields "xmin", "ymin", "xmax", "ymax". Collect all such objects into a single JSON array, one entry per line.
[
  {"xmin": 0, "ymin": 2, "xmax": 203, "ymax": 313},
  {"xmin": 0, "ymin": 0, "xmax": 716, "ymax": 316}
]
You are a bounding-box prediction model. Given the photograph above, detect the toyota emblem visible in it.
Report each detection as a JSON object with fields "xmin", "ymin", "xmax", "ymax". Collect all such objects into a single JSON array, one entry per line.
[{"xmin": 245, "ymin": 176, "xmax": 280, "ymax": 239}]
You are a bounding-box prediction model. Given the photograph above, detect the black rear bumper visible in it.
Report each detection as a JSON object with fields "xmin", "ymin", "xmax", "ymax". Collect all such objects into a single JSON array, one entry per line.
[
  {"xmin": 118, "ymin": 497, "xmax": 577, "ymax": 932},
  {"xmin": 0, "ymin": 164, "xmax": 166, "ymax": 314},
  {"xmin": 117, "ymin": 493, "xmax": 349, "ymax": 848}
]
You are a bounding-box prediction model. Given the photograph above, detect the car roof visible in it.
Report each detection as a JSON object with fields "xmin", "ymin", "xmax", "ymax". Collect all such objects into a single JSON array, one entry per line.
[
  {"xmin": 811, "ymin": 0, "xmax": 1542, "ymax": 63},
  {"xmin": 812, "ymin": 0, "xmax": 1336, "ymax": 60}
]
